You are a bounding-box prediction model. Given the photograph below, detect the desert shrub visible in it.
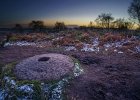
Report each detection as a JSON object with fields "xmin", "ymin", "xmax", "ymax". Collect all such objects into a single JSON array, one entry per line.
[
  {"xmin": 8, "ymin": 34, "xmax": 23, "ymax": 41},
  {"xmin": 9, "ymin": 35, "xmax": 19, "ymax": 41},
  {"xmin": 120, "ymin": 41, "xmax": 139, "ymax": 52},
  {"xmin": 100, "ymin": 33, "xmax": 124, "ymax": 43},
  {"xmin": 61, "ymin": 37, "xmax": 75, "ymax": 46},
  {"xmin": 79, "ymin": 33, "xmax": 90, "ymax": 42},
  {"xmin": 52, "ymin": 31, "xmax": 92, "ymax": 46},
  {"xmin": 8, "ymin": 33, "xmax": 48, "ymax": 42},
  {"xmin": 69, "ymin": 32, "xmax": 90, "ymax": 42},
  {"xmin": 71, "ymin": 32, "xmax": 82, "ymax": 38},
  {"xmin": 52, "ymin": 37, "xmax": 73, "ymax": 46},
  {"xmin": 75, "ymin": 42, "xmax": 84, "ymax": 50},
  {"xmin": 98, "ymin": 32, "xmax": 105, "ymax": 36}
]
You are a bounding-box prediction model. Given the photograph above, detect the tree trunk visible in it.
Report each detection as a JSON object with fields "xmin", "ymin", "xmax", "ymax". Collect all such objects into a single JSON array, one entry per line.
[{"xmin": 108, "ymin": 20, "xmax": 110, "ymax": 32}]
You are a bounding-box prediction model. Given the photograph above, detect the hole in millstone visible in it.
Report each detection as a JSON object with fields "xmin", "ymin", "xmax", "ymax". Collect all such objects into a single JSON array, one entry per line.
[{"xmin": 38, "ymin": 57, "xmax": 50, "ymax": 61}]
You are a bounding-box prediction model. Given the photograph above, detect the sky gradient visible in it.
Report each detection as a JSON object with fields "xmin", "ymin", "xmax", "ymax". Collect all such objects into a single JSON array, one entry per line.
[{"xmin": 0, "ymin": 0, "xmax": 132, "ymax": 27}]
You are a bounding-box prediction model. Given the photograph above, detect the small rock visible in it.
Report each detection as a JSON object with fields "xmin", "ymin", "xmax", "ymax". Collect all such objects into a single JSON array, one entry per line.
[{"xmin": 118, "ymin": 51, "xmax": 123, "ymax": 54}]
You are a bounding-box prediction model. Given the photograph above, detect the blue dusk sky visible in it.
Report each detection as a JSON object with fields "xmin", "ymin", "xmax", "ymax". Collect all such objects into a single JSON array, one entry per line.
[{"xmin": 0, "ymin": 0, "xmax": 132, "ymax": 27}]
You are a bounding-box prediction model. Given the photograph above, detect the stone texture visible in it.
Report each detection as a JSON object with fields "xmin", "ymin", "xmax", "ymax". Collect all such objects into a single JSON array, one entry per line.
[{"xmin": 14, "ymin": 53, "xmax": 74, "ymax": 81}]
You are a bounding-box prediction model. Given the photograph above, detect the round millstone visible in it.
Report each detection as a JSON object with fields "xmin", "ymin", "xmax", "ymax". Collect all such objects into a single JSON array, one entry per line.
[{"xmin": 14, "ymin": 53, "xmax": 74, "ymax": 81}]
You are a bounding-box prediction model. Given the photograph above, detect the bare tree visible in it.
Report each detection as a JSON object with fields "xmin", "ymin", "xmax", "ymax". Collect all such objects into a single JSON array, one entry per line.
[
  {"xmin": 88, "ymin": 21, "xmax": 93, "ymax": 27},
  {"xmin": 29, "ymin": 20, "xmax": 45, "ymax": 32},
  {"xmin": 54, "ymin": 22, "xmax": 66, "ymax": 31},
  {"xmin": 114, "ymin": 18, "xmax": 135, "ymax": 30},
  {"xmin": 114, "ymin": 18, "xmax": 128, "ymax": 29},
  {"xmin": 128, "ymin": 0, "xmax": 140, "ymax": 27},
  {"xmin": 14, "ymin": 24, "xmax": 23, "ymax": 33},
  {"xmin": 95, "ymin": 13, "xmax": 114, "ymax": 29}
]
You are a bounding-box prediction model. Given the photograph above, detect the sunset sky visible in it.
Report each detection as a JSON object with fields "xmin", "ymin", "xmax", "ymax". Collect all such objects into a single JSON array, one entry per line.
[{"xmin": 0, "ymin": 0, "xmax": 132, "ymax": 27}]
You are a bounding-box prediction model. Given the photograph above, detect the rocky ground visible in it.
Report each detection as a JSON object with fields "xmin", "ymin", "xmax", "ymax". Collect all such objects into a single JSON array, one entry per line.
[
  {"xmin": 0, "ymin": 32, "xmax": 140, "ymax": 100},
  {"xmin": 0, "ymin": 44, "xmax": 140, "ymax": 100},
  {"xmin": 14, "ymin": 53, "xmax": 75, "ymax": 81}
]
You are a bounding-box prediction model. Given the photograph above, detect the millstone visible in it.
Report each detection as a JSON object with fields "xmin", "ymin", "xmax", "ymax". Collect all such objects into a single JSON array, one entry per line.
[{"xmin": 14, "ymin": 53, "xmax": 74, "ymax": 81}]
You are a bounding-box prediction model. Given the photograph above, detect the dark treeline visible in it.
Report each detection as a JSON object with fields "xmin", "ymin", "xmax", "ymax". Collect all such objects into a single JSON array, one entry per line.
[{"xmin": 0, "ymin": 0, "xmax": 140, "ymax": 33}]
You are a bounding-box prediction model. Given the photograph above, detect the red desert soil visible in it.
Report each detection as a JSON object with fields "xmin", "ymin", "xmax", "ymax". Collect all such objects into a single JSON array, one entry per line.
[{"xmin": 0, "ymin": 46, "xmax": 140, "ymax": 100}]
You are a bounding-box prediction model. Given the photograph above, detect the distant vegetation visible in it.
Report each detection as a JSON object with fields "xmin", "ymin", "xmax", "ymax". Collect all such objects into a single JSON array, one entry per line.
[
  {"xmin": 113, "ymin": 18, "xmax": 135, "ymax": 30},
  {"xmin": 128, "ymin": 0, "xmax": 140, "ymax": 28},
  {"xmin": 95, "ymin": 13, "xmax": 114, "ymax": 29},
  {"xmin": 29, "ymin": 20, "xmax": 45, "ymax": 32},
  {"xmin": 13, "ymin": 24, "xmax": 23, "ymax": 33},
  {"xmin": 54, "ymin": 22, "xmax": 66, "ymax": 31},
  {"xmin": 5, "ymin": 0, "xmax": 140, "ymax": 33}
]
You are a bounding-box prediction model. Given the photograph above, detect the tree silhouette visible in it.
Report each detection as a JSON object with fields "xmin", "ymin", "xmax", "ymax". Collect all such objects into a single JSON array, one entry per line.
[
  {"xmin": 54, "ymin": 22, "xmax": 66, "ymax": 31},
  {"xmin": 114, "ymin": 18, "xmax": 128, "ymax": 29},
  {"xmin": 29, "ymin": 20, "xmax": 45, "ymax": 32},
  {"xmin": 88, "ymin": 21, "xmax": 93, "ymax": 29},
  {"xmin": 14, "ymin": 24, "xmax": 23, "ymax": 33},
  {"xmin": 113, "ymin": 18, "xmax": 135, "ymax": 30},
  {"xmin": 128, "ymin": 0, "xmax": 140, "ymax": 27},
  {"xmin": 95, "ymin": 13, "xmax": 114, "ymax": 29}
]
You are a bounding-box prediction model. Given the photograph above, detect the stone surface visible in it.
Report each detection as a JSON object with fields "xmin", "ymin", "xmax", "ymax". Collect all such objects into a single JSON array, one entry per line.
[{"xmin": 14, "ymin": 53, "xmax": 74, "ymax": 81}]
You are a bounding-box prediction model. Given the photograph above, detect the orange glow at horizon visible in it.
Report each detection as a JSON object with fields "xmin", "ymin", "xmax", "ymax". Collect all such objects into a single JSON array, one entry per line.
[{"xmin": 43, "ymin": 18, "xmax": 95, "ymax": 26}]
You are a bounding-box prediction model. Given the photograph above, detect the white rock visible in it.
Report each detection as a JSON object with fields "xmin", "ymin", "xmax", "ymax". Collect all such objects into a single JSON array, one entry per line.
[
  {"xmin": 0, "ymin": 89, "xmax": 7, "ymax": 100},
  {"xmin": 93, "ymin": 37, "xmax": 99, "ymax": 46},
  {"xmin": 115, "ymin": 42, "xmax": 122, "ymax": 47},
  {"xmin": 17, "ymin": 85, "xmax": 33, "ymax": 93},
  {"xmin": 118, "ymin": 51, "xmax": 123, "ymax": 54},
  {"xmin": 73, "ymin": 63, "xmax": 83, "ymax": 77},
  {"xmin": 104, "ymin": 43, "xmax": 112, "ymax": 48},
  {"xmin": 4, "ymin": 41, "xmax": 36, "ymax": 47},
  {"xmin": 136, "ymin": 46, "xmax": 140, "ymax": 53},
  {"xmin": 114, "ymin": 49, "xmax": 117, "ymax": 52},
  {"xmin": 65, "ymin": 46, "xmax": 77, "ymax": 51},
  {"xmin": 81, "ymin": 43, "xmax": 99, "ymax": 52},
  {"xmin": 52, "ymin": 37, "xmax": 63, "ymax": 41},
  {"xmin": 4, "ymin": 76, "xmax": 16, "ymax": 86}
]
